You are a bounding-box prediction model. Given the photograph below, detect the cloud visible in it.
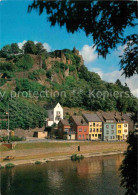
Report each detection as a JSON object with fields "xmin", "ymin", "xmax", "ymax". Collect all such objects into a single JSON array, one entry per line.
[
  {"xmin": 18, "ymin": 40, "xmax": 27, "ymax": 49},
  {"xmin": 18, "ymin": 40, "xmax": 51, "ymax": 52},
  {"xmin": 80, "ymin": 45, "xmax": 97, "ymax": 63},
  {"xmin": 43, "ymin": 43, "xmax": 51, "ymax": 52},
  {"xmin": 91, "ymin": 68, "xmax": 138, "ymax": 97}
]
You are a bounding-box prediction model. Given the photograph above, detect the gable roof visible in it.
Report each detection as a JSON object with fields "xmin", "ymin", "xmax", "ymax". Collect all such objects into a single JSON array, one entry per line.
[
  {"xmin": 96, "ymin": 112, "xmax": 116, "ymax": 123},
  {"xmin": 59, "ymin": 119, "xmax": 70, "ymax": 126},
  {"xmin": 82, "ymin": 113, "xmax": 101, "ymax": 122},
  {"xmin": 71, "ymin": 116, "xmax": 88, "ymax": 126}
]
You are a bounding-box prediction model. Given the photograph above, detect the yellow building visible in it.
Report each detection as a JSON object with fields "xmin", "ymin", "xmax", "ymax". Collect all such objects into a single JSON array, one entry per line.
[
  {"xmin": 115, "ymin": 114, "xmax": 128, "ymax": 140},
  {"xmin": 116, "ymin": 123, "xmax": 123, "ymax": 140},
  {"xmin": 83, "ymin": 113, "xmax": 102, "ymax": 140}
]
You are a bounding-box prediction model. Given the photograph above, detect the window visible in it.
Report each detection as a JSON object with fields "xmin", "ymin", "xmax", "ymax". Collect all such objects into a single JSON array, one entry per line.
[
  {"xmin": 79, "ymin": 135, "xmax": 81, "ymax": 138},
  {"xmin": 124, "ymin": 129, "xmax": 127, "ymax": 133},
  {"xmin": 124, "ymin": 124, "xmax": 127, "ymax": 127},
  {"xmin": 82, "ymin": 135, "xmax": 84, "ymax": 138},
  {"xmin": 105, "ymin": 136, "xmax": 108, "ymax": 140},
  {"xmin": 51, "ymin": 111, "xmax": 53, "ymax": 114},
  {"xmin": 96, "ymin": 124, "xmax": 99, "ymax": 127},
  {"xmin": 113, "ymin": 136, "xmax": 115, "ymax": 139},
  {"xmin": 90, "ymin": 128, "xmax": 92, "ymax": 132},
  {"xmin": 93, "ymin": 128, "xmax": 95, "ymax": 132},
  {"xmin": 118, "ymin": 130, "xmax": 121, "ymax": 133},
  {"xmin": 110, "ymin": 136, "xmax": 112, "ymax": 139},
  {"xmin": 111, "ymin": 130, "xmax": 114, "ymax": 134},
  {"xmin": 65, "ymin": 128, "xmax": 69, "ymax": 132},
  {"xmin": 92, "ymin": 134, "xmax": 94, "ymax": 137},
  {"xmin": 79, "ymin": 128, "xmax": 82, "ymax": 132},
  {"xmin": 56, "ymin": 111, "xmax": 60, "ymax": 115},
  {"xmin": 106, "ymin": 125, "xmax": 109, "ymax": 129},
  {"xmin": 96, "ymin": 129, "xmax": 98, "ymax": 132},
  {"xmin": 95, "ymin": 134, "xmax": 97, "ymax": 137},
  {"xmin": 111, "ymin": 125, "xmax": 114, "ymax": 129},
  {"xmin": 118, "ymin": 125, "xmax": 121, "ymax": 128},
  {"xmin": 106, "ymin": 130, "xmax": 109, "ymax": 134},
  {"xmin": 100, "ymin": 128, "xmax": 102, "ymax": 132},
  {"xmin": 84, "ymin": 128, "xmax": 87, "ymax": 132},
  {"xmin": 93, "ymin": 123, "xmax": 95, "ymax": 127}
]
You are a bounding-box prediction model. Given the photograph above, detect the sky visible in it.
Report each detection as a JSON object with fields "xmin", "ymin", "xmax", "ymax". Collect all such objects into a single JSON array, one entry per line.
[{"xmin": 0, "ymin": 0, "xmax": 138, "ymax": 97}]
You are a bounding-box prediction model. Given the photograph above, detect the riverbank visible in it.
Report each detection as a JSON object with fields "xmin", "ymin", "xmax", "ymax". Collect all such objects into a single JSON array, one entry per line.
[{"xmin": 0, "ymin": 141, "xmax": 127, "ymax": 167}]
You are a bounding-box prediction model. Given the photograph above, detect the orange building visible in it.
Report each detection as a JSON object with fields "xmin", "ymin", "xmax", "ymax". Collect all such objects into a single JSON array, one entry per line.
[{"xmin": 69, "ymin": 116, "xmax": 89, "ymax": 140}]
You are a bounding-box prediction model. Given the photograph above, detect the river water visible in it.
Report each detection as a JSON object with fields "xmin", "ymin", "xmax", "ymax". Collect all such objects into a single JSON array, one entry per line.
[{"xmin": 1, "ymin": 154, "xmax": 125, "ymax": 195}]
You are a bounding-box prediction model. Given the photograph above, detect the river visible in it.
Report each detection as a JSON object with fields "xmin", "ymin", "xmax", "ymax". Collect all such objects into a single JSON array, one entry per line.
[{"xmin": 1, "ymin": 154, "xmax": 125, "ymax": 195}]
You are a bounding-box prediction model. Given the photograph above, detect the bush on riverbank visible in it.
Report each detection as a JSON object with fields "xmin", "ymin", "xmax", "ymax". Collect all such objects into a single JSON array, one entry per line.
[
  {"xmin": 35, "ymin": 161, "xmax": 41, "ymax": 164},
  {"xmin": 5, "ymin": 163, "xmax": 15, "ymax": 168},
  {"xmin": 0, "ymin": 136, "xmax": 26, "ymax": 142},
  {"xmin": 71, "ymin": 154, "xmax": 84, "ymax": 161}
]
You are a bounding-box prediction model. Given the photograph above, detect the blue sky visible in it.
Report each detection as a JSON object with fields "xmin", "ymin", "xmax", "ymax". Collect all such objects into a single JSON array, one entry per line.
[{"xmin": 0, "ymin": 0, "xmax": 138, "ymax": 97}]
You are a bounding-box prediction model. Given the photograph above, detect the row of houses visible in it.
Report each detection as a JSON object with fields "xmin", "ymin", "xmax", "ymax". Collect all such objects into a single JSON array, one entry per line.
[
  {"xmin": 45, "ymin": 102, "xmax": 133, "ymax": 141},
  {"xmin": 58, "ymin": 112, "xmax": 131, "ymax": 141}
]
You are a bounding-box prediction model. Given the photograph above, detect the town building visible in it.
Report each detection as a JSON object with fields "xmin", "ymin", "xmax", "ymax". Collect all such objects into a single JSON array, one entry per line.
[
  {"xmin": 97, "ymin": 112, "xmax": 117, "ymax": 141},
  {"xmin": 82, "ymin": 113, "xmax": 102, "ymax": 140},
  {"xmin": 58, "ymin": 119, "xmax": 75, "ymax": 140},
  {"xmin": 45, "ymin": 102, "xmax": 63, "ymax": 127},
  {"xmin": 114, "ymin": 113, "xmax": 128, "ymax": 140},
  {"xmin": 69, "ymin": 116, "xmax": 89, "ymax": 140}
]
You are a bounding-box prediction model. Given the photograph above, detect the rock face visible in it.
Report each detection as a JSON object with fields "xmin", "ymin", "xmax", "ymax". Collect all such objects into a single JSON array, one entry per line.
[
  {"xmin": 46, "ymin": 48, "xmax": 84, "ymax": 70},
  {"xmin": 72, "ymin": 47, "xmax": 84, "ymax": 66}
]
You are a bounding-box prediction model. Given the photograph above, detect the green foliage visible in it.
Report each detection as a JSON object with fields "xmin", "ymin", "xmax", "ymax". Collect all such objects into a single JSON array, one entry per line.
[
  {"xmin": 15, "ymin": 54, "xmax": 34, "ymax": 71},
  {"xmin": 64, "ymin": 50, "xmax": 81, "ymax": 67},
  {"xmin": 28, "ymin": 69, "xmax": 46, "ymax": 80},
  {"xmin": 35, "ymin": 161, "xmax": 41, "ymax": 164},
  {"xmin": 23, "ymin": 40, "xmax": 37, "ymax": 54},
  {"xmin": 0, "ymin": 136, "xmax": 25, "ymax": 142},
  {"xmin": 46, "ymin": 69, "xmax": 52, "ymax": 79},
  {"xmin": 16, "ymin": 78, "xmax": 46, "ymax": 93},
  {"xmin": 71, "ymin": 154, "xmax": 84, "ymax": 161},
  {"xmin": 119, "ymin": 132, "xmax": 137, "ymax": 195},
  {"xmin": 0, "ymin": 61, "xmax": 16, "ymax": 71},
  {"xmin": 0, "ymin": 43, "xmax": 21, "ymax": 58},
  {"xmin": 5, "ymin": 163, "xmax": 15, "ymax": 168}
]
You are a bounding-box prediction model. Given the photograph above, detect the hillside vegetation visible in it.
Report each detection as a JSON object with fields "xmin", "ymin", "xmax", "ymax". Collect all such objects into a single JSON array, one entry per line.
[{"xmin": 0, "ymin": 41, "xmax": 137, "ymax": 130}]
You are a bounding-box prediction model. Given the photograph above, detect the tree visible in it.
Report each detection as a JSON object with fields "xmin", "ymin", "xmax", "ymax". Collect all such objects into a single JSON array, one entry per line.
[
  {"xmin": 119, "ymin": 132, "xmax": 138, "ymax": 195},
  {"xmin": 28, "ymin": 1, "xmax": 137, "ymax": 77},
  {"xmin": 11, "ymin": 43, "xmax": 21, "ymax": 54},
  {"xmin": 22, "ymin": 40, "xmax": 37, "ymax": 54},
  {"xmin": 35, "ymin": 42, "xmax": 46, "ymax": 54},
  {"xmin": 119, "ymin": 34, "xmax": 138, "ymax": 77},
  {"xmin": 0, "ymin": 45, "xmax": 12, "ymax": 57}
]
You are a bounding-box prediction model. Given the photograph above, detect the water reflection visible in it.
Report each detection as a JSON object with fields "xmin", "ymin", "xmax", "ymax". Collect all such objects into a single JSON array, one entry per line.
[{"xmin": 1, "ymin": 154, "xmax": 125, "ymax": 195}]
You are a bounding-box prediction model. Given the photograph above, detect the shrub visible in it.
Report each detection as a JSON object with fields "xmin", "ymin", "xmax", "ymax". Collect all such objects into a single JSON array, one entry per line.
[
  {"xmin": 71, "ymin": 154, "xmax": 84, "ymax": 161},
  {"xmin": 35, "ymin": 161, "xmax": 41, "ymax": 164},
  {"xmin": 5, "ymin": 163, "xmax": 15, "ymax": 168},
  {"xmin": 46, "ymin": 69, "xmax": 52, "ymax": 79},
  {"xmin": 28, "ymin": 69, "xmax": 45, "ymax": 80},
  {"xmin": 0, "ymin": 61, "xmax": 15, "ymax": 71},
  {"xmin": 15, "ymin": 54, "xmax": 34, "ymax": 71}
]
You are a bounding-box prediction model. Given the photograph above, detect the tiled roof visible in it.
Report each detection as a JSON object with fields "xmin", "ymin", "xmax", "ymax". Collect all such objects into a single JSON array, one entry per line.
[
  {"xmin": 122, "ymin": 113, "xmax": 134, "ymax": 131},
  {"xmin": 60, "ymin": 119, "xmax": 70, "ymax": 126},
  {"xmin": 96, "ymin": 112, "xmax": 116, "ymax": 123},
  {"xmin": 71, "ymin": 116, "xmax": 88, "ymax": 126},
  {"xmin": 82, "ymin": 113, "xmax": 101, "ymax": 122}
]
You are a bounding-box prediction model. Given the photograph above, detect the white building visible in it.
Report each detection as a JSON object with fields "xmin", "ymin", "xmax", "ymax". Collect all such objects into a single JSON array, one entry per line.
[{"xmin": 46, "ymin": 102, "xmax": 63, "ymax": 127}]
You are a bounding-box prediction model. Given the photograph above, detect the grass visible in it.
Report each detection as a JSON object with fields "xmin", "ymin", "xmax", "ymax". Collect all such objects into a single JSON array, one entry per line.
[
  {"xmin": 5, "ymin": 163, "xmax": 15, "ymax": 168},
  {"xmin": 14, "ymin": 141, "xmax": 126, "ymax": 150},
  {"xmin": 0, "ymin": 145, "xmax": 10, "ymax": 152}
]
